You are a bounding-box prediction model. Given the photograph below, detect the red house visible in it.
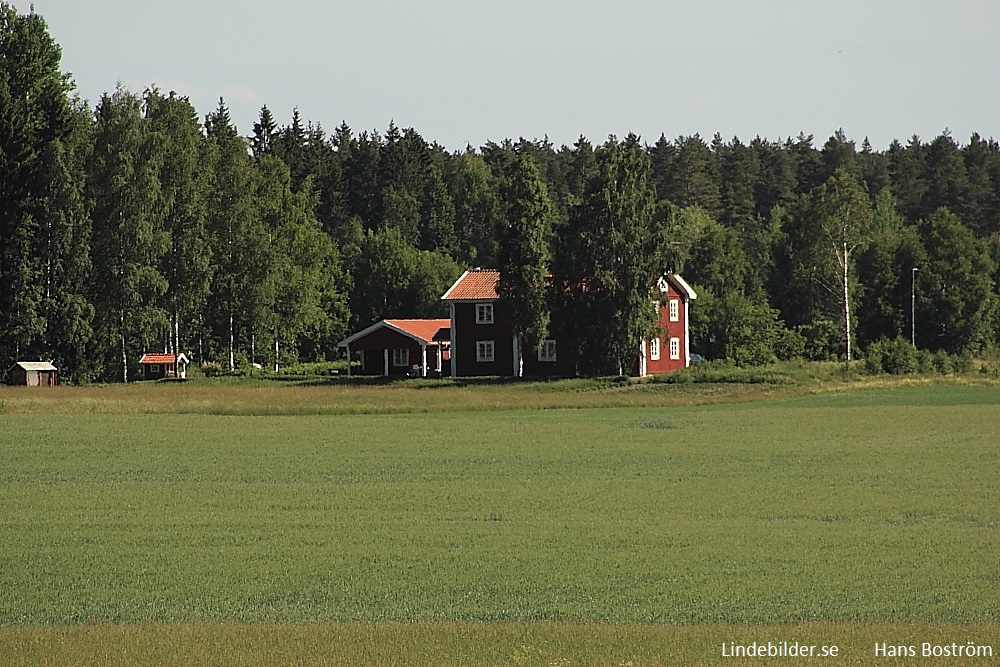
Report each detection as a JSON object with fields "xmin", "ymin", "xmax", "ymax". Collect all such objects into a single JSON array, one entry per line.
[
  {"xmin": 337, "ymin": 319, "xmax": 451, "ymax": 377},
  {"xmin": 138, "ymin": 353, "xmax": 190, "ymax": 380},
  {"xmin": 440, "ymin": 269, "xmax": 696, "ymax": 378}
]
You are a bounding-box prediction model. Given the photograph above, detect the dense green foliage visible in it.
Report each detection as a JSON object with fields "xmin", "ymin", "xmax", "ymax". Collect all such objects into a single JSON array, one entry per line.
[
  {"xmin": 1, "ymin": 385, "xmax": 998, "ymax": 625},
  {"xmin": 4, "ymin": 4, "xmax": 1000, "ymax": 380}
]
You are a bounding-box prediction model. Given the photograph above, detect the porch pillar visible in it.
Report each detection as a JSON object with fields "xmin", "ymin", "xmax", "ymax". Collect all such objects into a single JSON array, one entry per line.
[
  {"xmin": 421, "ymin": 345, "xmax": 428, "ymax": 377},
  {"xmin": 383, "ymin": 348, "xmax": 390, "ymax": 376},
  {"xmin": 450, "ymin": 303, "xmax": 457, "ymax": 378}
]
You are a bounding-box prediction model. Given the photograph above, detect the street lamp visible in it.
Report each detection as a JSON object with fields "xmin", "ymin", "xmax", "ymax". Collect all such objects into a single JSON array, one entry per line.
[{"xmin": 911, "ymin": 267, "xmax": 919, "ymax": 347}]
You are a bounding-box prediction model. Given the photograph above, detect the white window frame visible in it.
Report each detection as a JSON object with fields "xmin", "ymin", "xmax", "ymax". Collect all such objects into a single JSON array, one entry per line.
[
  {"xmin": 475, "ymin": 303, "xmax": 494, "ymax": 325},
  {"xmin": 669, "ymin": 337, "xmax": 681, "ymax": 360},
  {"xmin": 649, "ymin": 337, "xmax": 660, "ymax": 361},
  {"xmin": 392, "ymin": 348, "xmax": 410, "ymax": 367},
  {"xmin": 476, "ymin": 340, "xmax": 495, "ymax": 363},
  {"xmin": 150, "ymin": 364, "xmax": 161, "ymax": 373},
  {"xmin": 538, "ymin": 339, "xmax": 557, "ymax": 362},
  {"xmin": 669, "ymin": 299, "xmax": 680, "ymax": 322}
]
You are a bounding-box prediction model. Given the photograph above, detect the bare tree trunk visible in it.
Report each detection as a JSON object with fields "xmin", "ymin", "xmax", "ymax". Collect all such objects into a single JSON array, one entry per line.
[
  {"xmin": 120, "ymin": 310, "xmax": 128, "ymax": 383},
  {"xmin": 228, "ymin": 312, "xmax": 235, "ymax": 371},
  {"xmin": 173, "ymin": 311, "xmax": 180, "ymax": 358},
  {"xmin": 274, "ymin": 328, "xmax": 280, "ymax": 373},
  {"xmin": 843, "ymin": 241, "xmax": 851, "ymax": 362}
]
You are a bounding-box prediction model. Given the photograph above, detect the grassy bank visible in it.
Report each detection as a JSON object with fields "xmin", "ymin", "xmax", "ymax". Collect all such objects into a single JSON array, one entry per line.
[{"xmin": 2, "ymin": 361, "xmax": 998, "ymax": 416}]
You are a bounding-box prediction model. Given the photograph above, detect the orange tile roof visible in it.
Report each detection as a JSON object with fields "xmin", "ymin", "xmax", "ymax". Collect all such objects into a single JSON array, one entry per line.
[
  {"xmin": 384, "ymin": 319, "xmax": 451, "ymax": 343},
  {"xmin": 441, "ymin": 269, "xmax": 500, "ymax": 301},
  {"xmin": 139, "ymin": 353, "xmax": 176, "ymax": 365}
]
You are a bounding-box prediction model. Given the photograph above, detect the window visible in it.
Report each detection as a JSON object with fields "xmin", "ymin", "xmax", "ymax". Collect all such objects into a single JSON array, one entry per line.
[
  {"xmin": 538, "ymin": 339, "xmax": 557, "ymax": 362},
  {"xmin": 475, "ymin": 303, "xmax": 494, "ymax": 324},
  {"xmin": 649, "ymin": 337, "xmax": 660, "ymax": 361},
  {"xmin": 476, "ymin": 340, "xmax": 495, "ymax": 362},
  {"xmin": 669, "ymin": 299, "xmax": 680, "ymax": 322},
  {"xmin": 150, "ymin": 364, "xmax": 160, "ymax": 373},
  {"xmin": 669, "ymin": 337, "xmax": 681, "ymax": 360},
  {"xmin": 392, "ymin": 348, "xmax": 409, "ymax": 367}
]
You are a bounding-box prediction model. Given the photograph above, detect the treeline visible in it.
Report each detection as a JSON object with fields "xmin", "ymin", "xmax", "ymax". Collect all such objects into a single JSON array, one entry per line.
[{"xmin": 3, "ymin": 4, "xmax": 1000, "ymax": 381}]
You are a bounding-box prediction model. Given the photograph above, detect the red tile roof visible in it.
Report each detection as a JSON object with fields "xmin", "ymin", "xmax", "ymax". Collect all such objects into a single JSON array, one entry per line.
[
  {"xmin": 139, "ymin": 353, "xmax": 176, "ymax": 365},
  {"xmin": 339, "ymin": 319, "xmax": 451, "ymax": 347},
  {"xmin": 441, "ymin": 269, "xmax": 500, "ymax": 301},
  {"xmin": 384, "ymin": 319, "xmax": 451, "ymax": 343}
]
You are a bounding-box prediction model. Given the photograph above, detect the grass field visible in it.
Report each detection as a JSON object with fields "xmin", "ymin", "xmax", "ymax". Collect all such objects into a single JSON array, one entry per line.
[{"xmin": 1, "ymin": 376, "xmax": 997, "ymax": 664}]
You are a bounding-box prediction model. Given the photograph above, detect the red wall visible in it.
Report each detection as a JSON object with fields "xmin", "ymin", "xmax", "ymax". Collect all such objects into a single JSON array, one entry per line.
[
  {"xmin": 644, "ymin": 281, "xmax": 688, "ymax": 375},
  {"xmin": 351, "ymin": 328, "xmax": 441, "ymax": 376},
  {"xmin": 452, "ymin": 302, "xmax": 513, "ymax": 377}
]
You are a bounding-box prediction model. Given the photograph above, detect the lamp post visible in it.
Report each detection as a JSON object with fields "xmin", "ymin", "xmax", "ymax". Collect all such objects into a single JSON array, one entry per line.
[{"xmin": 911, "ymin": 267, "xmax": 919, "ymax": 347}]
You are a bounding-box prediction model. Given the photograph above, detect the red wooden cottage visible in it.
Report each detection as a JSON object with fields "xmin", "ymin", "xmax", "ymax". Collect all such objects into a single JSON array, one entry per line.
[
  {"xmin": 138, "ymin": 353, "xmax": 190, "ymax": 380},
  {"xmin": 337, "ymin": 319, "xmax": 451, "ymax": 377},
  {"xmin": 440, "ymin": 268, "xmax": 696, "ymax": 378}
]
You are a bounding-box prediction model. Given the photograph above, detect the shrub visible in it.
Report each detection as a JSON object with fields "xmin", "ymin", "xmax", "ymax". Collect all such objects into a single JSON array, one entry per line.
[
  {"xmin": 863, "ymin": 341, "xmax": 885, "ymax": 375},
  {"xmin": 930, "ymin": 350, "xmax": 952, "ymax": 374}
]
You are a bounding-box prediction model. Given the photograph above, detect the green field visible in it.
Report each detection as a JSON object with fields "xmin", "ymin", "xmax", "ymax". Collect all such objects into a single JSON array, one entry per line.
[{"xmin": 1, "ymin": 379, "xmax": 997, "ymax": 664}]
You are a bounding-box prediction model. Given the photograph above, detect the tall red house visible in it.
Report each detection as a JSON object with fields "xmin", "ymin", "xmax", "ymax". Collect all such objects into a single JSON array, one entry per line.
[{"xmin": 441, "ymin": 269, "xmax": 697, "ymax": 378}]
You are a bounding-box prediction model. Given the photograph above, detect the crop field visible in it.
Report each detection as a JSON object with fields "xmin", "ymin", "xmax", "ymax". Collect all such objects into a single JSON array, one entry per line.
[{"xmin": 0, "ymin": 378, "xmax": 998, "ymax": 665}]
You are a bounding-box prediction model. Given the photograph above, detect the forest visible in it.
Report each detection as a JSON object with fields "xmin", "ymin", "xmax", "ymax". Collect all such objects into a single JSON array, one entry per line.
[{"xmin": 3, "ymin": 4, "xmax": 1000, "ymax": 382}]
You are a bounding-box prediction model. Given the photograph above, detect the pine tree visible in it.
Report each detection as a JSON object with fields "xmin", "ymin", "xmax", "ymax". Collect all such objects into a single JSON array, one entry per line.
[{"xmin": 250, "ymin": 104, "xmax": 277, "ymax": 159}]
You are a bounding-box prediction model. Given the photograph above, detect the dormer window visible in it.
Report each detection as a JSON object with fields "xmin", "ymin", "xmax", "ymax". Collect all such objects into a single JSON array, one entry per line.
[{"xmin": 476, "ymin": 303, "xmax": 494, "ymax": 325}]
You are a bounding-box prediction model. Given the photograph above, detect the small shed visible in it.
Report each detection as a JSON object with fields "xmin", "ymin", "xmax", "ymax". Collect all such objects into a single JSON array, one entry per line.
[
  {"xmin": 338, "ymin": 319, "xmax": 450, "ymax": 377},
  {"xmin": 139, "ymin": 353, "xmax": 190, "ymax": 380},
  {"xmin": 7, "ymin": 361, "xmax": 58, "ymax": 386}
]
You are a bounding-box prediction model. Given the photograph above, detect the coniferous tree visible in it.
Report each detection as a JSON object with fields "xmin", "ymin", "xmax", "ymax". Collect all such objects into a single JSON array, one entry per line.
[
  {"xmin": 250, "ymin": 104, "xmax": 277, "ymax": 159},
  {"xmin": 961, "ymin": 133, "xmax": 1000, "ymax": 236}
]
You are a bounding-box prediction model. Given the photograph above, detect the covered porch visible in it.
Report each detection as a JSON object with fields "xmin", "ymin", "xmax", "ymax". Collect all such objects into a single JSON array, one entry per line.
[{"xmin": 337, "ymin": 319, "xmax": 450, "ymax": 378}]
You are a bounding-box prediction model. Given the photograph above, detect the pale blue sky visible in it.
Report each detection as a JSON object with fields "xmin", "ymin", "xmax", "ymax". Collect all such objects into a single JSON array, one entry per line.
[{"xmin": 32, "ymin": 0, "xmax": 1000, "ymax": 150}]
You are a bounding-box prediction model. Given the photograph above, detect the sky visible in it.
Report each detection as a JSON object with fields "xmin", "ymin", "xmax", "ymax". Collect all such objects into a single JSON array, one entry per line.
[{"xmin": 29, "ymin": 0, "xmax": 1000, "ymax": 152}]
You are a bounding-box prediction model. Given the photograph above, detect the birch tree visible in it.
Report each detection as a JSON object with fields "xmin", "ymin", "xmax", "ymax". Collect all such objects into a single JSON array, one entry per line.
[{"xmin": 794, "ymin": 168, "xmax": 876, "ymax": 361}]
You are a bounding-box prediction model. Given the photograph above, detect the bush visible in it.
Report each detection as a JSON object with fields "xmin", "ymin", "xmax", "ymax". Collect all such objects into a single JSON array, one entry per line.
[
  {"xmin": 865, "ymin": 338, "xmax": 975, "ymax": 376},
  {"xmin": 863, "ymin": 341, "xmax": 884, "ymax": 375},
  {"xmin": 930, "ymin": 350, "xmax": 952, "ymax": 374},
  {"xmin": 953, "ymin": 352, "xmax": 973, "ymax": 373},
  {"xmin": 881, "ymin": 338, "xmax": 916, "ymax": 375}
]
